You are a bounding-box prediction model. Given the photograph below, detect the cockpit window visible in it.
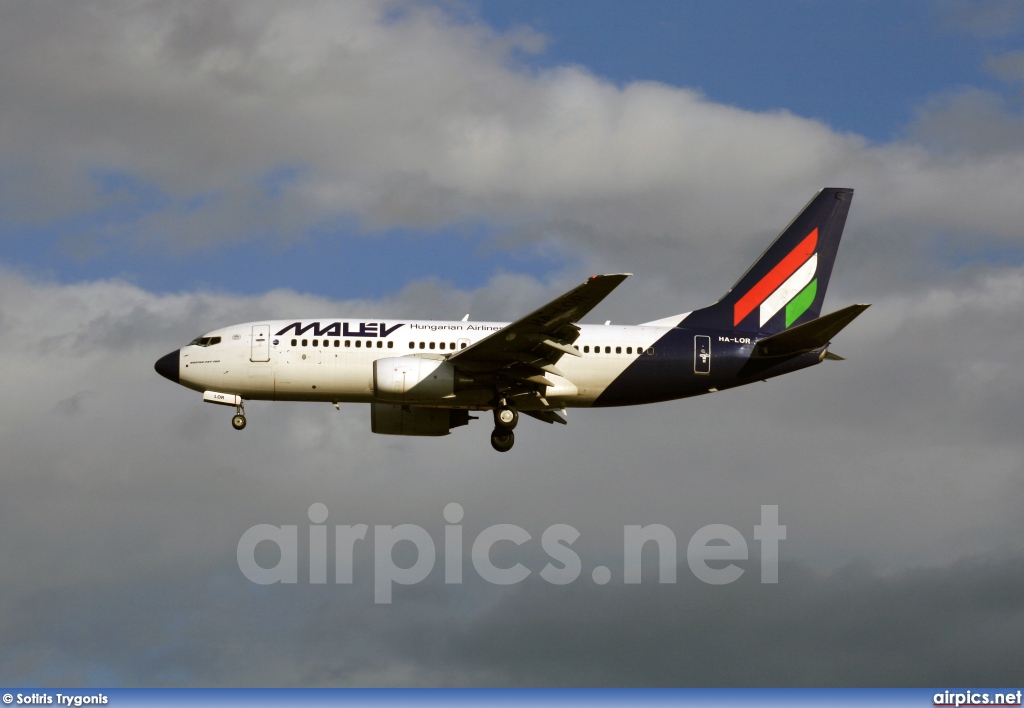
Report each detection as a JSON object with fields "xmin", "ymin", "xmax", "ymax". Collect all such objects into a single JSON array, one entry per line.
[{"xmin": 188, "ymin": 336, "xmax": 222, "ymax": 347}]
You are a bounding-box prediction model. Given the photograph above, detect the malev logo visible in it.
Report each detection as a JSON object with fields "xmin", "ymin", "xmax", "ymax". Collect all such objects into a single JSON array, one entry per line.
[
  {"xmin": 733, "ymin": 229, "xmax": 818, "ymax": 329},
  {"xmin": 275, "ymin": 321, "xmax": 406, "ymax": 338}
]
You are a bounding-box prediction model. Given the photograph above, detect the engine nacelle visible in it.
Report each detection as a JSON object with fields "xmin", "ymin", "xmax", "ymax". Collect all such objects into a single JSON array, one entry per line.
[
  {"xmin": 373, "ymin": 356, "xmax": 456, "ymax": 403},
  {"xmin": 370, "ymin": 403, "xmax": 471, "ymax": 436}
]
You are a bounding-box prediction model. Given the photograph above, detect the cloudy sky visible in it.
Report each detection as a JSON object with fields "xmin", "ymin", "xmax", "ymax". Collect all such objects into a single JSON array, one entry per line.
[{"xmin": 2, "ymin": 0, "xmax": 1024, "ymax": 687}]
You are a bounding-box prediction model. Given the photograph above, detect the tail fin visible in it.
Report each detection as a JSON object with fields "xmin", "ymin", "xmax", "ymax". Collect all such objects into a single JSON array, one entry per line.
[{"xmin": 682, "ymin": 188, "xmax": 854, "ymax": 334}]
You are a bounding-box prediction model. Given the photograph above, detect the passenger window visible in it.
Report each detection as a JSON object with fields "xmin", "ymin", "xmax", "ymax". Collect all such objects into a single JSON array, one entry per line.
[
  {"xmin": 409, "ymin": 342, "xmax": 415, "ymax": 349},
  {"xmin": 334, "ymin": 340, "xmax": 340, "ymax": 348},
  {"xmin": 429, "ymin": 342, "xmax": 435, "ymax": 350},
  {"xmin": 302, "ymin": 339, "xmax": 308, "ymax": 347},
  {"xmin": 450, "ymin": 342, "xmax": 455, "ymax": 349},
  {"xmin": 388, "ymin": 341, "xmax": 394, "ymax": 348},
  {"xmin": 419, "ymin": 342, "xmax": 425, "ymax": 349},
  {"xmin": 604, "ymin": 346, "xmax": 610, "ymax": 354},
  {"xmin": 584, "ymin": 345, "xmax": 590, "ymax": 353},
  {"xmin": 461, "ymin": 342, "xmax": 467, "ymax": 349},
  {"xmin": 647, "ymin": 347, "xmax": 655, "ymax": 355},
  {"xmin": 627, "ymin": 347, "xmax": 633, "ymax": 354},
  {"xmin": 376, "ymin": 341, "xmax": 382, "ymax": 348},
  {"xmin": 439, "ymin": 342, "xmax": 446, "ymax": 350},
  {"xmin": 365, "ymin": 341, "xmax": 371, "ymax": 348},
  {"xmin": 291, "ymin": 339, "xmax": 297, "ymax": 347},
  {"xmin": 345, "ymin": 340, "xmax": 351, "ymax": 348},
  {"xmin": 312, "ymin": 339, "xmax": 318, "ymax": 347},
  {"xmin": 355, "ymin": 340, "xmax": 361, "ymax": 348},
  {"xmin": 616, "ymin": 346, "xmax": 621, "ymax": 354}
]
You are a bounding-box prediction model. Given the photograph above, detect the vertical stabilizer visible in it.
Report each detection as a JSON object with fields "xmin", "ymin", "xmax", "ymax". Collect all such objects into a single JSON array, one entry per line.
[{"xmin": 682, "ymin": 188, "xmax": 853, "ymax": 334}]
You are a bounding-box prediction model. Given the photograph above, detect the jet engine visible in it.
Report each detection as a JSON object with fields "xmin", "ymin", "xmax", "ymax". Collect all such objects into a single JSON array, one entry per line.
[{"xmin": 373, "ymin": 356, "xmax": 461, "ymax": 403}]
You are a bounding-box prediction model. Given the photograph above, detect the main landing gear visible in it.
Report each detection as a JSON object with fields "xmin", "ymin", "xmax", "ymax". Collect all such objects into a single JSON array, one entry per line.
[
  {"xmin": 231, "ymin": 401, "xmax": 246, "ymax": 430},
  {"xmin": 490, "ymin": 400, "xmax": 518, "ymax": 452},
  {"xmin": 490, "ymin": 428, "xmax": 514, "ymax": 452}
]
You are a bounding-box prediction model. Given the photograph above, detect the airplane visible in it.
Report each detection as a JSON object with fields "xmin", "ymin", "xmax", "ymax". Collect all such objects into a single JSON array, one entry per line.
[{"xmin": 155, "ymin": 188, "xmax": 868, "ymax": 452}]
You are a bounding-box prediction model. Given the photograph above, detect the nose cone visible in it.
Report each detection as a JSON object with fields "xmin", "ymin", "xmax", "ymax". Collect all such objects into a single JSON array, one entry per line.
[{"xmin": 154, "ymin": 350, "xmax": 180, "ymax": 383}]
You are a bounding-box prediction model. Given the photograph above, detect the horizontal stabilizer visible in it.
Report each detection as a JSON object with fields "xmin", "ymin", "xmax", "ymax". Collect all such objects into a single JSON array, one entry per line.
[
  {"xmin": 752, "ymin": 304, "xmax": 869, "ymax": 358},
  {"xmin": 522, "ymin": 410, "xmax": 568, "ymax": 425}
]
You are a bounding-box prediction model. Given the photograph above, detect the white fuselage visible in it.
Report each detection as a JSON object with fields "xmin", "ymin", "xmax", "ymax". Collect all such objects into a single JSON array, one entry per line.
[{"xmin": 177, "ymin": 319, "xmax": 671, "ymax": 410}]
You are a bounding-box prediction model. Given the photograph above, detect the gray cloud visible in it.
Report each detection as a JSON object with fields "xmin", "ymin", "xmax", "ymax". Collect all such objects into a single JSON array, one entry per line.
[
  {"xmin": 5, "ymin": 555, "xmax": 1024, "ymax": 686},
  {"xmin": 908, "ymin": 88, "xmax": 1024, "ymax": 157},
  {"xmin": 435, "ymin": 558, "xmax": 1024, "ymax": 687},
  {"xmin": 1, "ymin": 260, "xmax": 1024, "ymax": 684},
  {"xmin": 1, "ymin": 0, "xmax": 1023, "ymax": 293}
]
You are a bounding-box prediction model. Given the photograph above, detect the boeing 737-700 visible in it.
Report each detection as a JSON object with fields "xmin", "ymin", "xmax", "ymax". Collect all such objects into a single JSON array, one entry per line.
[{"xmin": 155, "ymin": 188, "xmax": 868, "ymax": 452}]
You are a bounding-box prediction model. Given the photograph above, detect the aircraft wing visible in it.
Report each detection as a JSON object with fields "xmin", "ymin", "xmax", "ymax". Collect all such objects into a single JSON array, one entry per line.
[{"xmin": 448, "ymin": 274, "xmax": 631, "ymax": 387}]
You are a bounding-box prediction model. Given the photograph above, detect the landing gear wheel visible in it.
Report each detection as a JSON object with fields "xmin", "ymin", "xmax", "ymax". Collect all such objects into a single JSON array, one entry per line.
[
  {"xmin": 490, "ymin": 428, "xmax": 515, "ymax": 452},
  {"xmin": 232, "ymin": 414, "xmax": 247, "ymax": 430},
  {"xmin": 494, "ymin": 406, "xmax": 518, "ymax": 430}
]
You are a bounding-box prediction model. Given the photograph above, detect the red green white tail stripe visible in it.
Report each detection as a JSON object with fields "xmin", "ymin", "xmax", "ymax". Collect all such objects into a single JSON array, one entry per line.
[{"xmin": 733, "ymin": 229, "xmax": 819, "ymax": 328}]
